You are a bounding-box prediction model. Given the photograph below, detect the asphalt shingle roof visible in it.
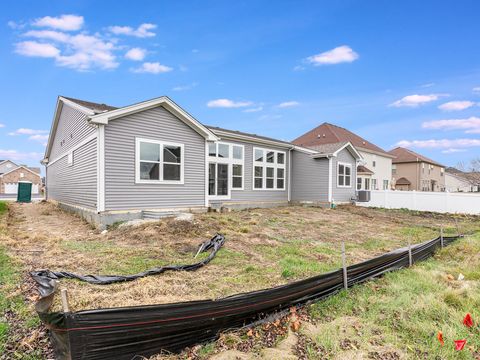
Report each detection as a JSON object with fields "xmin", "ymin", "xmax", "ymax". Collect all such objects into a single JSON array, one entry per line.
[
  {"xmin": 63, "ymin": 96, "xmax": 118, "ymax": 113},
  {"xmin": 388, "ymin": 147, "xmax": 443, "ymax": 167}
]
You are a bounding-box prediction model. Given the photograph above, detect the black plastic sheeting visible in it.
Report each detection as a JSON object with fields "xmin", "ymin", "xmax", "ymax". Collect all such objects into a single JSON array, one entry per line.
[{"xmin": 31, "ymin": 234, "xmax": 461, "ymax": 360}]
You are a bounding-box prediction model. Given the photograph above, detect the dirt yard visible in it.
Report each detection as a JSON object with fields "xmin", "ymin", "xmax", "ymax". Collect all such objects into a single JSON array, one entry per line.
[
  {"xmin": 1, "ymin": 201, "xmax": 479, "ymax": 359},
  {"xmin": 4, "ymin": 201, "xmax": 478, "ymax": 312}
]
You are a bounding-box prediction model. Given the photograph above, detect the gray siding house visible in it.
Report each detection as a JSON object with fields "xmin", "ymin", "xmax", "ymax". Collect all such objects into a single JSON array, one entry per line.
[{"xmin": 43, "ymin": 96, "xmax": 361, "ymax": 227}]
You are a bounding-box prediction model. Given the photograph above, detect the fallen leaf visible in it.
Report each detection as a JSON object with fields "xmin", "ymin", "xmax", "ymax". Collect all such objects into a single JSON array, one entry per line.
[
  {"xmin": 463, "ymin": 313, "xmax": 474, "ymax": 328},
  {"xmin": 437, "ymin": 331, "xmax": 444, "ymax": 346},
  {"xmin": 454, "ymin": 339, "xmax": 467, "ymax": 351}
]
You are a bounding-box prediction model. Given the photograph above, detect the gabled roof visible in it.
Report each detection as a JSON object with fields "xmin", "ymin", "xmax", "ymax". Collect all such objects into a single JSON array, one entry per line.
[
  {"xmin": 0, "ymin": 165, "xmax": 42, "ymax": 178},
  {"xmin": 63, "ymin": 96, "xmax": 118, "ymax": 113},
  {"xmin": 388, "ymin": 147, "xmax": 443, "ymax": 167},
  {"xmin": 395, "ymin": 177, "xmax": 411, "ymax": 185},
  {"xmin": 310, "ymin": 141, "xmax": 362, "ymax": 160},
  {"xmin": 357, "ymin": 165, "xmax": 374, "ymax": 175},
  {"xmin": 292, "ymin": 122, "xmax": 394, "ymax": 158}
]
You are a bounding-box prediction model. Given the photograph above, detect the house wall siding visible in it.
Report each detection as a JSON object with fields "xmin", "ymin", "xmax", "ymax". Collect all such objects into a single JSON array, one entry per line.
[
  {"xmin": 332, "ymin": 148, "xmax": 357, "ymax": 202},
  {"xmin": 209, "ymin": 139, "xmax": 290, "ymax": 205},
  {"xmin": 50, "ymin": 103, "xmax": 96, "ymax": 160},
  {"xmin": 290, "ymin": 150, "xmax": 329, "ymax": 202},
  {"xmin": 104, "ymin": 106, "xmax": 206, "ymax": 211},
  {"xmin": 47, "ymin": 138, "xmax": 97, "ymax": 209}
]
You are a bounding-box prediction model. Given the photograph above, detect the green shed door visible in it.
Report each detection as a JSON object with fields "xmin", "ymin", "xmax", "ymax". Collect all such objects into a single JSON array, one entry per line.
[{"xmin": 17, "ymin": 182, "xmax": 32, "ymax": 203}]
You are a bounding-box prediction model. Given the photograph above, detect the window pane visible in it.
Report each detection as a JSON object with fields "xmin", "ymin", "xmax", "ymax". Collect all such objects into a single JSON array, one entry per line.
[
  {"xmin": 338, "ymin": 164, "xmax": 344, "ymax": 175},
  {"xmin": 218, "ymin": 144, "xmax": 229, "ymax": 158},
  {"xmin": 140, "ymin": 162, "xmax": 159, "ymax": 180},
  {"xmin": 277, "ymin": 179, "xmax": 284, "ymax": 189},
  {"xmin": 208, "ymin": 143, "xmax": 216, "ymax": 157},
  {"xmin": 266, "ymin": 167, "xmax": 274, "ymax": 177},
  {"xmin": 266, "ymin": 151, "xmax": 274, "ymax": 163},
  {"xmin": 277, "ymin": 168, "xmax": 284, "ymax": 179},
  {"xmin": 338, "ymin": 175, "xmax": 344, "ymax": 186},
  {"xmin": 254, "ymin": 178, "xmax": 263, "ymax": 189},
  {"xmin": 233, "ymin": 164, "xmax": 242, "ymax": 176},
  {"xmin": 266, "ymin": 178, "xmax": 274, "ymax": 188},
  {"xmin": 254, "ymin": 166, "xmax": 263, "ymax": 177},
  {"xmin": 232, "ymin": 146, "xmax": 243, "ymax": 160},
  {"xmin": 345, "ymin": 166, "xmax": 351, "ymax": 176},
  {"xmin": 209, "ymin": 163, "xmax": 216, "ymax": 195},
  {"xmin": 217, "ymin": 164, "xmax": 228, "ymax": 195},
  {"xmin": 164, "ymin": 145, "xmax": 181, "ymax": 163},
  {"xmin": 357, "ymin": 178, "xmax": 362, "ymax": 190},
  {"xmin": 163, "ymin": 164, "xmax": 181, "ymax": 181},
  {"xmin": 232, "ymin": 177, "xmax": 242, "ymax": 188},
  {"xmin": 140, "ymin": 142, "xmax": 160, "ymax": 161},
  {"xmin": 345, "ymin": 175, "xmax": 351, "ymax": 186},
  {"xmin": 277, "ymin": 153, "xmax": 285, "ymax": 164},
  {"xmin": 255, "ymin": 149, "xmax": 263, "ymax": 162}
]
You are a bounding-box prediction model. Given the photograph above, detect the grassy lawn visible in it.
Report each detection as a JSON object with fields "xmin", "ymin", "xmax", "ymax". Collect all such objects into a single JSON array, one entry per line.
[{"xmin": 0, "ymin": 200, "xmax": 479, "ymax": 359}]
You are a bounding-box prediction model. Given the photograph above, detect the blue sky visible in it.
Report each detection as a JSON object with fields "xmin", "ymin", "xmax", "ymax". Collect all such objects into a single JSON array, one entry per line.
[{"xmin": 1, "ymin": 0, "xmax": 480, "ymax": 169}]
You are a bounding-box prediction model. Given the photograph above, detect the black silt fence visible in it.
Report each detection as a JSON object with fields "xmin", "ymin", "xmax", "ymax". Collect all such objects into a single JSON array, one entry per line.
[{"xmin": 34, "ymin": 235, "xmax": 461, "ymax": 360}]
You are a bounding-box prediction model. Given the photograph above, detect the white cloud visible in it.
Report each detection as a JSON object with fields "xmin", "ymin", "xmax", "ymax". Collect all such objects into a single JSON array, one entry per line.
[
  {"xmin": 15, "ymin": 41, "xmax": 60, "ymax": 57},
  {"xmin": 473, "ymin": 87, "xmax": 480, "ymax": 93},
  {"xmin": 24, "ymin": 29, "xmax": 70, "ymax": 42},
  {"xmin": 396, "ymin": 138, "xmax": 480, "ymax": 149},
  {"xmin": 108, "ymin": 23, "xmax": 156, "ymax": 38},
  {"xmin": 442, "ymin": 148, "xmax": 467, "ymax": 154},
  {"xmin": 293, "ymin": 65, "xmax": 305, "ymax": 71},
  {"xmin": 9, "ymin": 128, "xmax": 48, "ymax": 136},
  {"xmin": 7, "ymin": 20, "xmax": 25, "ymax": 30},
  {"xmin": 207, "ymin": 99, "xmax": 253, "ymax": 108},
  {"xmin": 438, "ymin": 100, "xmax": 475, "ymax": 111},
  {"xmin": 278, "ymin": 101, "xmax": 299, "ymax": 108},
  {"xmin": 33, "ymin": 14, "xmax": 84, "ymax": 31},
  {"xmin": 28, "ymin": 134, "xmax": 49, "ymax": 143},
  {"xmin": 422, "ymin": 117, "xmax": 480, "ymax": 134},
  {"xmin": 172, "ymin": 82, "xmax": 198, "ymax": 91},
  {"xmin": 125, "ymin": 47, "xmax": 146, "ymax": 61},
  {"xmin": 420, "ymin": 82, "xmax": 435, "ymax": 88},
  {"xmin": 132, "ymin": 62, "xmax": 172, "ymax": 74},
  {"xmin": 0, "ymin": 149, "xmax": 44, "ymax": 162},
  {"xmin": 306, "ymin": 45, "xmax": 359, "ymax": 66},
  {"xmin": 243, "ymin": 106, "xmax": 263, "ymax": 113},
  {"xmin": 0, "ymin": 123, "xmax": 5, "ymax": 128},
  {"xmin": 390, "ymin": 94, "xmax": 447, "ymax": 107}
]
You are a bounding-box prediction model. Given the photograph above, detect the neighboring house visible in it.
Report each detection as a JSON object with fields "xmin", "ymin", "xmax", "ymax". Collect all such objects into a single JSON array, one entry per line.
[
  {"xmin": 0, "ymin": 160, "xmax": 42, "ymax": 194},
  {"xmin": 292, "ymin": 123, "xmax": 394, "ymax": 191},
  {"xmin": 388, "ymin": 147, "xmax": 445, "ymax": 192},
  {"xmin": 445, "ymin": 168, "xmax": 480, "ymax": 192},
  {"xmin": 42, "ymin": 96, "xmax": 361, "ymax": 227}
]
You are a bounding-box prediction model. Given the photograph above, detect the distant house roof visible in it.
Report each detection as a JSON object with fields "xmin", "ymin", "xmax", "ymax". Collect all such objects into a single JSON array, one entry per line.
[
  {"xmin": 395, "ymin": 177, "xmax": 411, "ymax": 185},
  {"xmin": 306, "ymin": 141, "xmax": 349, "ymax": 155},
  {"xmin": 28, "ymin": 167, "xmax": 41, "ymax": 174},
  {"xmin": 357, "ymin": 165, "xmax": 374, "ymax": 175},
  {"xmin": 62, "ymin": 96, "xmax": 118, "ymax": 113},
  {"xmin": 292, "ymin": 122, "xmax": 394, "ymax": 157},
  {"xmin": 388, "ymin": 147, "xmax": 443, "ymax": 167},
  {"xmin": 446, "ymin": 167, "xmax": 463, "ymax": 174}
]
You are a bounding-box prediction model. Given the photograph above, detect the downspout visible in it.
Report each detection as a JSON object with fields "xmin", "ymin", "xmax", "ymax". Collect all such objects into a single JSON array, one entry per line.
[
  {"xmin": 287, "ymin": 148, "xmax": 292, "ymax": 202},
  {"xmin": 328, "ymin": 156, "xmax": 333, "ymax": 203}
]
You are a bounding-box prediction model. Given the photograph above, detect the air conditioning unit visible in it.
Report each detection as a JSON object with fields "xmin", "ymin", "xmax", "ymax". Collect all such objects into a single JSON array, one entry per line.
[{"xmin": 357, "ymin": 190, "xmax": 371, "ymax": 202}]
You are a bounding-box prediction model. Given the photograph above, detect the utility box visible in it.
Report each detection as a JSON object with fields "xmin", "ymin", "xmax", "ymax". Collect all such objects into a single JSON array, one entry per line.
[
  {"xmin": 17, "ymin": 181, "xmax": 32, "ymax": 203},
  {"xmin": 357, "ymin": 190, "xmax": 371, "ymax": 202}
]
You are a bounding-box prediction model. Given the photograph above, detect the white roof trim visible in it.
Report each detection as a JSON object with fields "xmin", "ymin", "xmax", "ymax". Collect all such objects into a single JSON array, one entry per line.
[
  {"xmin": 59, "ymin": 97, "xmax": 96, "ymax": 116},
  {"xmin": 333, "ymin": 142, "xmax": 362, "ymax": 159},
  {"xmin": 0, "ymin": 165, "xmax": 41, "ymax": 178},
  {"xmin": 212, "ymin": 129, "xmax": 293, "ymax": 149},
  {"xmin": 0, "ymin": 160, "xmax": 18, "ymax": 167},
  {"xmin": 292, "ymin": 145, "xmax": 318, "ymax": 155},
  {"xmin": 89, "ymin": 96, "xmax": 218, "ymax": 141}
]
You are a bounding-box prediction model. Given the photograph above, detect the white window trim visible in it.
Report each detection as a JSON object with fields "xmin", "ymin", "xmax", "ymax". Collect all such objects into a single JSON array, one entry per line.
[
  {"xmin": 337, "ymin": 161, "xmax": 352, "ymax": 188},
  {"xmin": 208, "ymin": 142, "xmax": 245, "ymax": 199},
  {"xmin": 135, "ymin": 137, "xmax": 185, "ymax": 184},
  {"xmin": 252, "ymin": 147, "xmax": 286, "ymax": 191}
]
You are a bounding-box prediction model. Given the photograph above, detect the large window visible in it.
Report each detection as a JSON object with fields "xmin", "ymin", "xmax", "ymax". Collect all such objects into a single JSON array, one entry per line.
[
  {"xmin": 208, "ymin": 142, "xmax": 244, "ymax": 197},
  {"xmin": 383, "ymin": 180, "xmax": 389, "ymax": 190},
  {"xmin": 253, "ymin": 147, "xmax": 286, "ymax": 190},
  {"xmin": 357, "ymin": 177, "xmax": 362, "ymax": 190},
  {"xmin": 136, "ymin": 138, "xmax": 183, "ymax": 183},
  {"xmin": 337, "ymin": 162, "xmax": 352, "ymax": 187}
]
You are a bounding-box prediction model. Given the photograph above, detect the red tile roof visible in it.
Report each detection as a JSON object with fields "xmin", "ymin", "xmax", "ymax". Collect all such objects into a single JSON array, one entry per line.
[{"xmin": 292, "ymin": 122, "xmax": 393, "ymax": 157}]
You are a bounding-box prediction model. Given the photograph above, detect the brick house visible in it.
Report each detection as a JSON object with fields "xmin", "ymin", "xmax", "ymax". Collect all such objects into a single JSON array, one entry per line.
[{"xmin": 0, "ymin": 160, "xmax": 42, "ymax": 194}]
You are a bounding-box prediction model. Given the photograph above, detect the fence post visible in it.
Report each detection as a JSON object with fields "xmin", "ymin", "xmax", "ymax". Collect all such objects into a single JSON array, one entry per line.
[
  {"xmin": 408, "ymin": 240, "xmax": 413, "ymax": 267},
  {"xmin": 341, "ymin": 241, "xmax": 348, "ymax": 291},
  {"xmin": 454, "ymin": 218, "xmax": 460, "ymax": 236},
  {"xmin": 61, "ymin": 288, "xmax": 70, "ymax": 313},
  {"xmin": 440, "ymin": 225, "xmax": 444, "ymax": 248}
]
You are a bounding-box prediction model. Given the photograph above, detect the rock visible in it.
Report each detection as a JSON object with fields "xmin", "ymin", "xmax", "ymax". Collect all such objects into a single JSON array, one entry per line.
[
  {"xmin": 175, "ymin": 213, "xmax": 194, "ymax": 222},
  {"xmin": 101, "ymin": 229, "xmax": 108, "ymax": 235},
  {"xmin": 458, "ymin": 273, "xmax": 465, "ymax": 281}
]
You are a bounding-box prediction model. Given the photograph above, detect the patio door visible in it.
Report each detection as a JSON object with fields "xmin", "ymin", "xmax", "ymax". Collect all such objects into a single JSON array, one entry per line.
[{"xmin": 209, "ymin": 163, "xmax": 229, "ymax": 198}]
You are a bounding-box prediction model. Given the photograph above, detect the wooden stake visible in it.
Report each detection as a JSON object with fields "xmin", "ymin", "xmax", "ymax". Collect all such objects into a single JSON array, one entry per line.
[
  {"xmin": 454, "ymin": 218, "xmax": 460, "ymax": 236},
  {"xmin": 60, "ymin": 288, "xmax": 70, "ymax": 313},
  {"xmin": 408, "ymin": 241, "xmax": 413, "ymax": 267},
  {"xmin": 341, "ymin": 241, "xmax": 348, "ymax": 290},
  {"xmin": 440, "ymin": 225, "xmax": 444, "ymax": 248}
]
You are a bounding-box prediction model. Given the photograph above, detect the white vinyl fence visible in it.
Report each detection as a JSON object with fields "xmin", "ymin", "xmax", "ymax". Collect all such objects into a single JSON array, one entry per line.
[{"xmin": 359, "ymin": 190, "xmax": 480, "ymax": 215}]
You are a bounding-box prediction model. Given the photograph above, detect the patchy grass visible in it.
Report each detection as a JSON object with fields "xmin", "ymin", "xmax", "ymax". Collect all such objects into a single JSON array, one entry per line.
[{"xmin": 0, "ymin": 201, "xmax": 7, "ymax": 215}]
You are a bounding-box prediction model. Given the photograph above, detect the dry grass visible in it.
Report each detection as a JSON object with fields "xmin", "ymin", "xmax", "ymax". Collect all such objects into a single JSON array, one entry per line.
[{"xmin": 2, "ymin": 201, "xmax": 479, "ymax": 313}]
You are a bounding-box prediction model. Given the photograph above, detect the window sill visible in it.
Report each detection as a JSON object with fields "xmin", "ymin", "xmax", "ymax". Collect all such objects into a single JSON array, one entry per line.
[{"xmin": 135, "ymin": 180, "xmax": 184, "ymax": 185}]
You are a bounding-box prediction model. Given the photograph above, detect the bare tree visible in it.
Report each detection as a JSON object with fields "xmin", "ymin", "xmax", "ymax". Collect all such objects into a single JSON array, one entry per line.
[{"xmin": 456, "ymin": 158, "xmax": 480, "ymax": 188}]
